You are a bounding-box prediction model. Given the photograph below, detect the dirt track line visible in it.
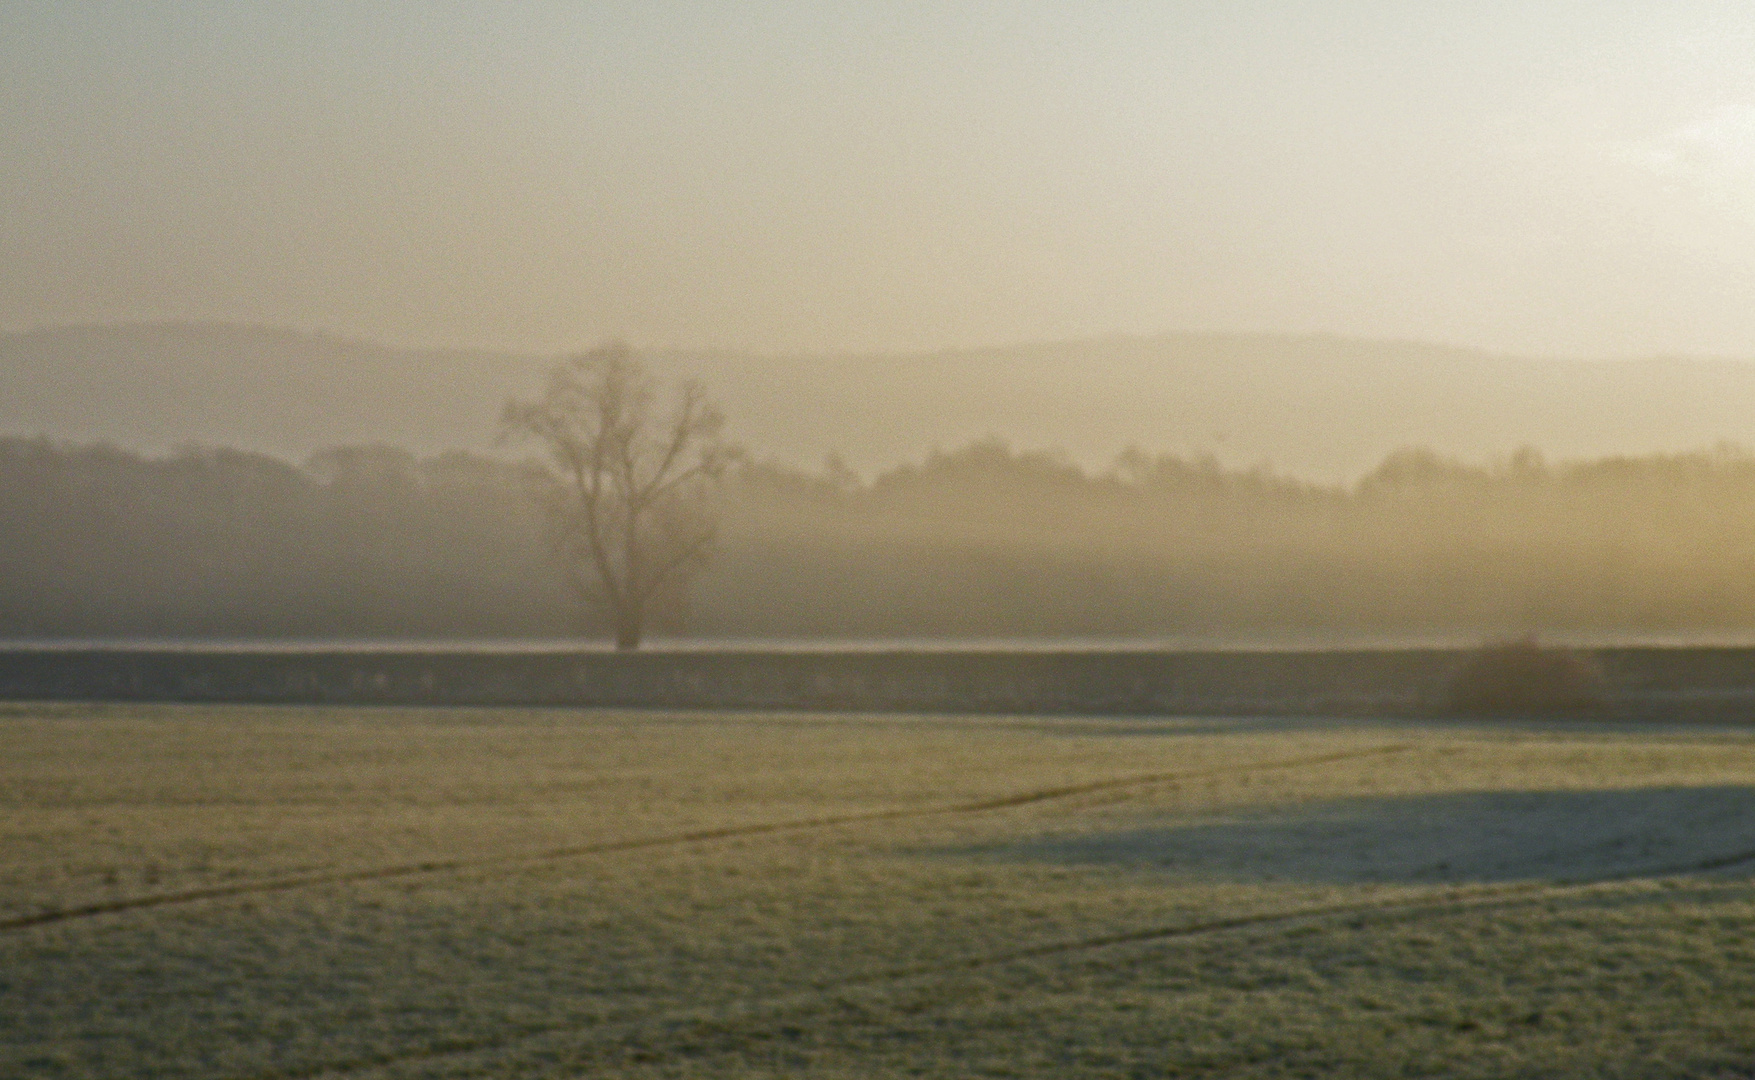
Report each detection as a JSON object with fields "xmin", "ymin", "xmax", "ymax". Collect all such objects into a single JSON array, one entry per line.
[
  {"xmin": 1, "ymin": 743, "xmax": 1412, "ymax": 933},
  {"xmin": 271, "ymin": 842, "xmax": 1755, "ymax": 1080},
  {"xmin": 852, "ymin": 844, "xmax": 1755, "ymax": 983}
]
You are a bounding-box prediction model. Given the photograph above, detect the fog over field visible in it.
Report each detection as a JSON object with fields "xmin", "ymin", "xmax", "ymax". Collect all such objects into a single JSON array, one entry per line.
[{"xmin": 13, "ymin": 426, "xmax": 1755, "ymax": 645}]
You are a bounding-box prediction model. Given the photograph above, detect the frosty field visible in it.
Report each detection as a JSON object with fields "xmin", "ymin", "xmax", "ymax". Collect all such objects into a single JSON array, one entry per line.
[{"xmin": 5, "ymin": 702, "xmax": 1755, "ymax": 1078}]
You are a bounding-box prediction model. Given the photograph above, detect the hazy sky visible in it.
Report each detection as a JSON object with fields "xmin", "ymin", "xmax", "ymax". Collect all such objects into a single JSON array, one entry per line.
[{"xmin": 4, "ymin": 2, "xmax": 1755, "ymax": 357}]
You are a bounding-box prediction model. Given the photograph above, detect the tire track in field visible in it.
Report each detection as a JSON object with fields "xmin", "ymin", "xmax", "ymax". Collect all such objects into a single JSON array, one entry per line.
[
  {"xmin": 270, "ymin": 842, "xmax": 1755, "ymax": 1080},
  {"xmin": 1, "ymin": 743, "xmax": 1412, "ymax": 932}
]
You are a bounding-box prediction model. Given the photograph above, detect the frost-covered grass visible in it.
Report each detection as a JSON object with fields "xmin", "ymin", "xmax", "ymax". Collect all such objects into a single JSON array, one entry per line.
[{"xmin": 4, "ymin": 703, "xmax": 1755, "ymax": 1078}]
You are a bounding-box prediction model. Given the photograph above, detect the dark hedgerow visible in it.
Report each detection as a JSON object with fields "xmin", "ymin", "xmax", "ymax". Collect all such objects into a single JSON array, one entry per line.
[{"xmin": 1448, "ymin": 637, "xmax": 1609, "ymax": 714}]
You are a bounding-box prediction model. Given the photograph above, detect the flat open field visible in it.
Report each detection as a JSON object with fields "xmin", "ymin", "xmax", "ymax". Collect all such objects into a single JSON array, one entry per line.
[{"xmin": 5, "ymin": 704, "xmax": 1755, "ymax": 1078}]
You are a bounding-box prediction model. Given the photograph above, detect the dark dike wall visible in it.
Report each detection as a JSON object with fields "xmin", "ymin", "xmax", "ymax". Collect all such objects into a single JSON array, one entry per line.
[{"xmin": 2, "ymin": 647, "xmax": 1753, "ymax": 720}]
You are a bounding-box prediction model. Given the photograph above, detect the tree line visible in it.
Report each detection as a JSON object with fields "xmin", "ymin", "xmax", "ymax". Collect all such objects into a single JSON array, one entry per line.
[{"xmin": 8, "ymin": 427, "xmax": 1755, "ymax": 643}]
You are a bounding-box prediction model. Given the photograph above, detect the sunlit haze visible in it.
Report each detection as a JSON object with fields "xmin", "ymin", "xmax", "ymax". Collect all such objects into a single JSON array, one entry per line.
[{"xmin": 5, "ymin": 2, "xmax": 1755, "ymax": 357}]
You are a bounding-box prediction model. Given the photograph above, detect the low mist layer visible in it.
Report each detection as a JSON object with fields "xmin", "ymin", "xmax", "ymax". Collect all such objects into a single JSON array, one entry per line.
[{"xmin": 10, "ymin": 435, "xmax": 1755, "ymax": 645}]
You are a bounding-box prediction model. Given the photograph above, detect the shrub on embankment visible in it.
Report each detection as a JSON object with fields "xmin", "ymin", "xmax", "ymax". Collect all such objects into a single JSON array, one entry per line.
[{"xmin": 1448, "ymin": 638, "xmax": 1609, "ymax": 714}]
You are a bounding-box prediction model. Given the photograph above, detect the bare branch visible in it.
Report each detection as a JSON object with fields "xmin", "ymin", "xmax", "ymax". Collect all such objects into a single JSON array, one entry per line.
[{"xmin": 498, "ymin": 343, "xmax": 733, "ymax": 649}]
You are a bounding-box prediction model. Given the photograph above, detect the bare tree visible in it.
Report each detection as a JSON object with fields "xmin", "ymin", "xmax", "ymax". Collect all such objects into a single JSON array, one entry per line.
[{"xmin": 501, "ymin": 343, "xmax": 734, "ymax": 649}]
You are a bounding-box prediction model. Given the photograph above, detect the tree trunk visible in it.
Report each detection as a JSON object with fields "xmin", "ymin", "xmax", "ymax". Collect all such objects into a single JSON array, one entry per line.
[{"xmin": 613, "ymin": 610, "xmax": 642, "ymax": 651}]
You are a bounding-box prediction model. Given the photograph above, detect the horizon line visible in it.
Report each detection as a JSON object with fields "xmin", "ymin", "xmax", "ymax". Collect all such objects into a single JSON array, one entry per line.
[{"xmin": 10, "ymin": 318, "xmax": 1755, "ymax": 366}]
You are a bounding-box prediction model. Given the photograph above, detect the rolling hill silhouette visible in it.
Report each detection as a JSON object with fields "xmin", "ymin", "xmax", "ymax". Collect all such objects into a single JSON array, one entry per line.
[{"xmin": 7, "ymin": 323, "xmax": 1755, "ymax": 479}]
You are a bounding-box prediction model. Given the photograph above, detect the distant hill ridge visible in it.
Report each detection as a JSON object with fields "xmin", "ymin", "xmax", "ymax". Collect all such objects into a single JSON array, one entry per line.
[{"xmin": 6, "ymin": 322, "xmax": 1755, "ymax": 481}]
